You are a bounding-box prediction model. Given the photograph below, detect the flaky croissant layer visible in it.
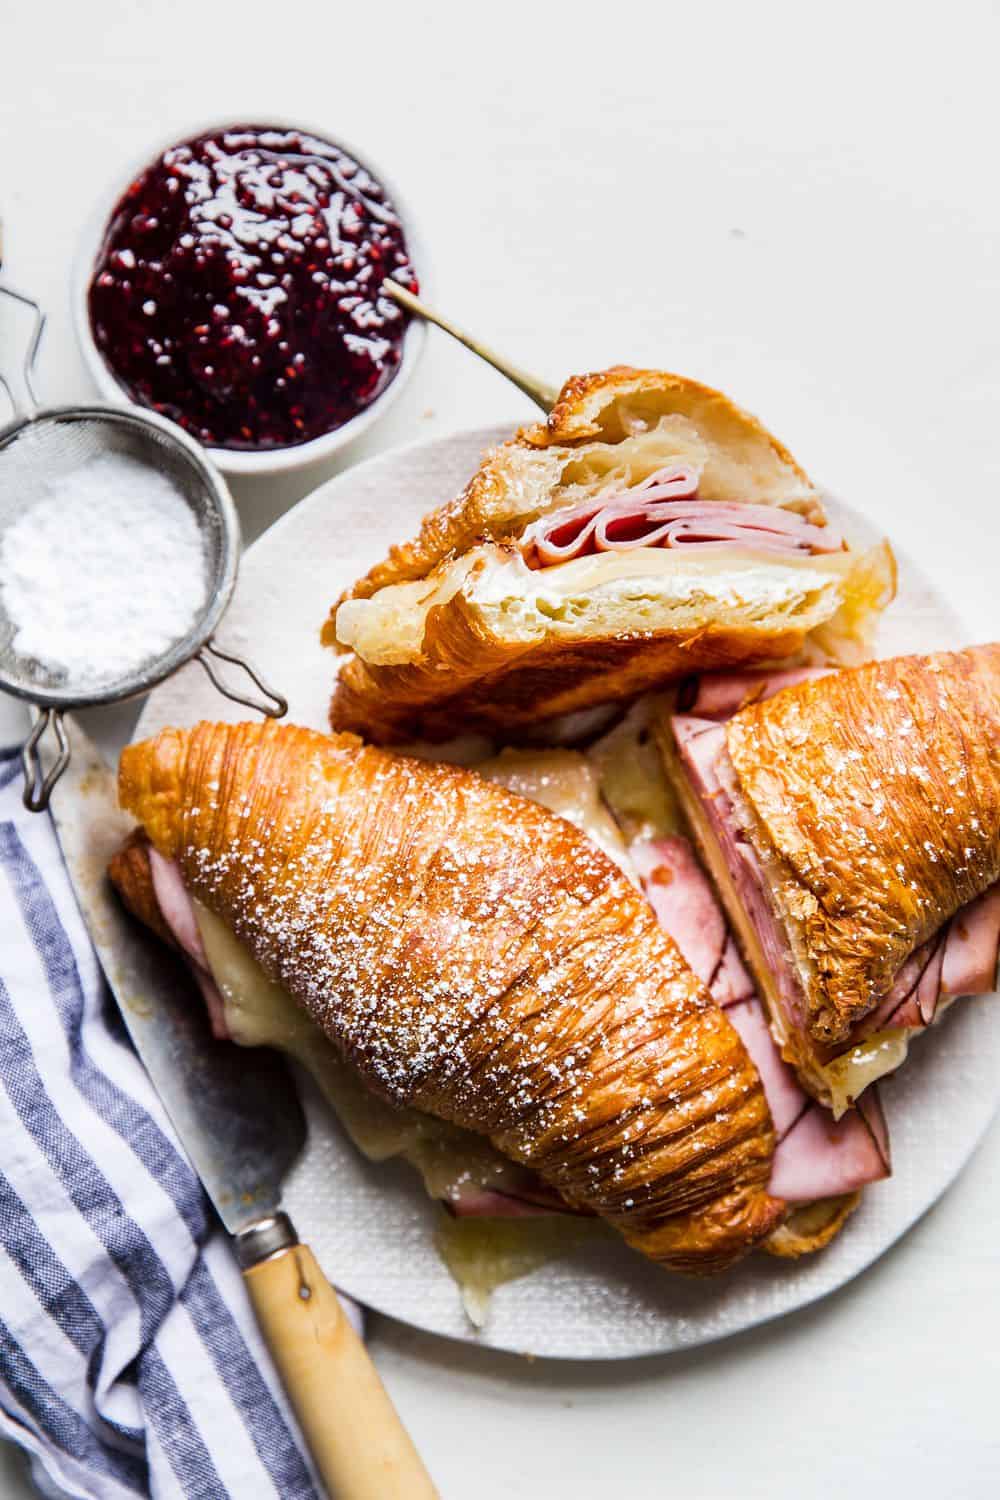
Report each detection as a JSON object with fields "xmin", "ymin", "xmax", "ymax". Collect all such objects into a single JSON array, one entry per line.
[{"xmin": 119, "ymin": 719, "xmax": 783, "ymax": 1272}]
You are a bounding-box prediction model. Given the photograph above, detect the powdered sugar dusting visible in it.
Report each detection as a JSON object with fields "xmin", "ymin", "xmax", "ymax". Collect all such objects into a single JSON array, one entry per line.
[
  {"xmin": 151, "ymin": 721, "xmax": 769, "ymax": 1260},
  {"xmin": 725, "ymin": 647, "xmax": 1000, "ymax": 1037},
  {"xmin": 1, "ymin": 450, "xmax": 207, "ymax": 683}
]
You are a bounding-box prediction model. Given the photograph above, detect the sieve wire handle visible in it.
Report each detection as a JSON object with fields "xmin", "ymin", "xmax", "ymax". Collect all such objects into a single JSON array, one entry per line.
[
  {"xmin": 21, "ymin": 709, "xmax": 70, "ymax": 813},
  {"xmin": 196, "ymin": 642, "xmax": 288, "ymax": 718},
  {"xmin": 0, "ymin": 253, "xmax": 45, "ymax": 422}
]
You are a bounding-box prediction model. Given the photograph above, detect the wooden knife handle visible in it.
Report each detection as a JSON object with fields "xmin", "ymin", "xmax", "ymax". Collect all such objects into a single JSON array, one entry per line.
[{"xmin": 243, "ymin": 1242, "xmax": 439, "ymax": 1499}]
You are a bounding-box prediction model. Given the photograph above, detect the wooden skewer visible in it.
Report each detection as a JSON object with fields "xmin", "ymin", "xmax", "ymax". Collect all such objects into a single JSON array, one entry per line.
[{"xmin": 383, "ymin": 277, "xmax": 559, "ymax": 413}]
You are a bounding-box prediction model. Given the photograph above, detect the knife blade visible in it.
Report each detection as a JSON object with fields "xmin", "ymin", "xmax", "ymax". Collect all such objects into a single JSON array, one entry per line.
[{"xmin": 49, "ymin": 716, "xmax": 438, "ymax": 1500}]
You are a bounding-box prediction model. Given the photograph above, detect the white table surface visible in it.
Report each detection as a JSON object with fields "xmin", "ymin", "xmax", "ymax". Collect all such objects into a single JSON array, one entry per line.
[{"xmin": 1, "ymin": 2, "xmax": 999, "ymax": 1494}]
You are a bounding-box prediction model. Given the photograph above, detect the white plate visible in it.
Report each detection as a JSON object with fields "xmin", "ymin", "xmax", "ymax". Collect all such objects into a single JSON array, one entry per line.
[{"xmin": 134, "ymin": 424, "xmax": 1000, "ymax": 1359}]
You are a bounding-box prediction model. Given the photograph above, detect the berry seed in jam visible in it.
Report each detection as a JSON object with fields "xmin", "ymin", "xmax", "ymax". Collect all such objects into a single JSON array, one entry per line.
[{"xmin": 88, "ymin": 126, "xmax": 418, "ymax": 451}]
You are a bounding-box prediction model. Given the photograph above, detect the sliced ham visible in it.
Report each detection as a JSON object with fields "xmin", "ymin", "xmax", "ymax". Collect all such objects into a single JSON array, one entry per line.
[
  {"xmin": 713, "ymin": 938, "xmax": 756, "ymax": 1008},
  {"xmin": 768, "ymin": 1092, "xmax": 890, "ymax": 1203},
  {"xmin": 634, "ymin": 824, "xmax": 890, "ymax": 1203},
  {"xmin": 676, "ymin": 666, "xmax": 834, "ymax": 719},
  {"xmin": 858, "ymin": 1087, "xmax": 892, "ymax": 1172},
  {"xmin": 871, "ymin": 888, "xmax": 1000, "ymax": 1031},
  {"xmin": 915, "ymin": 938, "xmax": 947, "ymax": 1026},
  {"xmin": 632, "ymin": 834, "xmax": 754, "ymax": 1006},
  {"xmin": 670, "ymin": 712, "xmax": 723, "ymax": 756},
  {"xmin": 941, "ymin": 884, "xmax": 1000, "ymax": 997},
  {"xmin": 149, "ymin": 847, "xmax": 208, "ymax": 969},
  {"xmin": 189, "ymin": 968, "xmax": 232, "ymax": 1043},
  {"xmin": 521, "ymin": 465, "xmax": 844, "ymax": 567},
  {"xmin": 674, "ymin": 715, "xmax": 811, "ymax": 1033},
  {"xmin": 861, "ymin": 940, "xmax": 937, "ymax": 1036},
  {"xmin": 726, "ymin": 997, "xmax": 807, "ymax": 1140},
  {"xmin": 446, "ymin": 1190, "xmax": 553, "ymax": 1219},
  {"xmin": 447, "ymin": 1182, "xmax": 587, "ymax": 1219},
  {"xmin": 149, "ymin": 849, "xmax": 230, "ymax": 1040},
  {"xmin": 631, "ymin": 835, "xmax": 726, "ymax": 987}
]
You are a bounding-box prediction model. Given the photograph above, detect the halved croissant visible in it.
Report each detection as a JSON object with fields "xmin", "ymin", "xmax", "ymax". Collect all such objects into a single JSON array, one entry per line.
[
  {"xmin": 657, "ymin": 646, "xmax": 1000, "ymax": 1106},
  {"xmin": 117, "ymin": 718, "xmax": 794, "ymax": 1273},
  {"xmin": 328, "ymin": 367, "xmax": 822, "ymax": 610},
  {"xmin": 323, "ymin": 367, "xmax": 895, "ymax": 742}
]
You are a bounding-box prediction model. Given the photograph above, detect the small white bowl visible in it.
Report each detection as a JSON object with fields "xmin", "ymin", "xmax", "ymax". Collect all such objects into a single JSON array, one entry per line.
[{"xmin": 72, "ymin": 117, "xmax": 428, "ymax": 480}]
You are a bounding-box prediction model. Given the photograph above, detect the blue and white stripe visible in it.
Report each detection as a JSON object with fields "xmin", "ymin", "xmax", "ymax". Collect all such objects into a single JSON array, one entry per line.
[{"xmin": 0, "ymin": 746, "xmax": 323, "ymax": 1499}]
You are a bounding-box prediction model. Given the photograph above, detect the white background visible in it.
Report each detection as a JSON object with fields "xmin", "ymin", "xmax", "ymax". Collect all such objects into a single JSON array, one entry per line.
[{"xmin": 1, "ymin": 1, "xmax": 999, "ymax": 1494}]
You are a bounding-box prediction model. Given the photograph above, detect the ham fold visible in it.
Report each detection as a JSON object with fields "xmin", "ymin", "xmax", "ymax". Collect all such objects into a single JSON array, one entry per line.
[
  {"xmin": 860, "ymin": 883, "xmax": 1000, "ymax": 1036},
  {"xmin": 672, "ymin": 717, "xmax": 811, "ymax": 1034},
  {"xmin": 521, "ymin": 465, "xmax": 844, "ymax": 568},
  {"xmin": 632, "ymin": 834, "xmax": 890, "ymax": 1202}
]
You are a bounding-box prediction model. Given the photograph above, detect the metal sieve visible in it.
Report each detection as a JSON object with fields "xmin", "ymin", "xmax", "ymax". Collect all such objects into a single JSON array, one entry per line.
[{"xmin": 0, "ymin": 267, "xmax": 287, "ymax": 812}]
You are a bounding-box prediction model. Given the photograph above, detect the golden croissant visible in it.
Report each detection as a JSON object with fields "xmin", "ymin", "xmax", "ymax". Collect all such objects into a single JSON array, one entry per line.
[
  {"xmin": 112, "ymin": 719, "xmax": 891, "ymax": 1275},
  {"xmin": 323, "ymin": 367, "xmax": 895, "ymax": 742},
  {"xmin": 658, "ymin": 645, "xmax": 1000, "ymax": 1111}
]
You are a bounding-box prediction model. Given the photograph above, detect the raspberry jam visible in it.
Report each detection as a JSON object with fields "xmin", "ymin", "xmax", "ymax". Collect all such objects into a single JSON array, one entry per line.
[{"xmin": 88, "ymin": 125, "xmax": 418, "ymax": 451}]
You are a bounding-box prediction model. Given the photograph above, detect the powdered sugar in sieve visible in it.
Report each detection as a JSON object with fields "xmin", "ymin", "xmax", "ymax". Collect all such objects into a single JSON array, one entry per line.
[{"xmin": 1, "ymin": 448, "xmax": 209, "ymax": 688}]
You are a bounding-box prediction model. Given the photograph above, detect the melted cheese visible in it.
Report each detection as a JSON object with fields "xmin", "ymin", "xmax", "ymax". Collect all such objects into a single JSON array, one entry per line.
[
  {"xmin": 478, "ymin": 545, "xmax": 852, "ymax": 601},
  {"xmin": 476, "ymin": 747, "xmax": 634, "ymax": 878},
  {"xmin": 819, "ymin": 1030, "xmax": 911, "ymax": 1119},
  {"xmin": 435, "ymin": 1214, "xmax": 603, "ymax": 1328},
  {"xmin": 586, "ymin": 701, "xmax": 683, "ymax": 844},
  {"xmin": 336, "ymin": 544, "xmax": 855, "ymax": 666},
  {"xmin": 336, "ymin": 555, "xmax": 477, "ymax": 663}
]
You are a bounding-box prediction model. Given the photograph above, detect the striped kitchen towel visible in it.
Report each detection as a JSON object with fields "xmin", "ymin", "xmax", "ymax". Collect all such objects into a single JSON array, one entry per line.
[{"xmin": 0, "ymin": 743, "xmax": 336, "ymax": 1500}]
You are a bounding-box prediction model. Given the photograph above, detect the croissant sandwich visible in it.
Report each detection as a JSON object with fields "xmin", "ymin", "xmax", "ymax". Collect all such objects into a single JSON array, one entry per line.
[
  {"xmin": 656, "ymin": 645, "xmax": 1000, "ymax": 1113},
  {"xmin": 110, "ymin": 719, "xmax": 892, "ymax": 1279},
  {"xmin": 323, "ymin": 367, "xmax": 895, "ymax": 742}
]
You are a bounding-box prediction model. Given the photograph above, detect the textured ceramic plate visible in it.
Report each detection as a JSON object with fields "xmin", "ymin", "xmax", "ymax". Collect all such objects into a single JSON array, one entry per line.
[{"xmin": 134, "ymin": 425, "xmax": 1000, "ymax": 1359}]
